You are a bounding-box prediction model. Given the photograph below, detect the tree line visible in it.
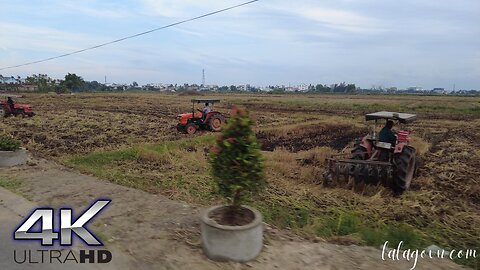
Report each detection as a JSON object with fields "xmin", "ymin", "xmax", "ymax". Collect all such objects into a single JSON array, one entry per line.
[
  {"xmin": 4, "ymin": 73, "xmax": 361, "ymax": 94},
  {"xmin": 23, "ymin": 73, "xmax": 106, "ymax": 92}
]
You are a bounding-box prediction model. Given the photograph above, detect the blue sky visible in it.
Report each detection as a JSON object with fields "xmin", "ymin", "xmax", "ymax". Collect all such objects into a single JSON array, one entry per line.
[{"xmin": 1, "ymin": 0, "xmax": 479, "ymax": 89}]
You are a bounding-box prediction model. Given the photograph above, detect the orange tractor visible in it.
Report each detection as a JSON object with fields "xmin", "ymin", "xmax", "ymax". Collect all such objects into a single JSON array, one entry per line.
[
  {"xmin": 177, "ymin": 99, "xmax": 226, "ymax": 134},
  {"xmin": 323, "ymin": 111, "xmax": 418, "ymax": 194}
]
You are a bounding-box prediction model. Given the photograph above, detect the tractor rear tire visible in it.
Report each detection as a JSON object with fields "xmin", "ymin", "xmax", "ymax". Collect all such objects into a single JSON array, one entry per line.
[
  {"xmin": 185, "ymin": 123, "xmax": 197, "ymax": 135},
  {"xmin": 208, "ymin": 114, "xmax": 225, "ymax": 132},
  {"xmin": 392, "ymin": 145, "xmax": 416, "ymax": 195}
]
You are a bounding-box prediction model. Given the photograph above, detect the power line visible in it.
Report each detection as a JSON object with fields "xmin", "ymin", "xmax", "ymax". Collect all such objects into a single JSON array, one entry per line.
[{"xmin": 0, "ymin": 0, "xmax": 259, "ymax": 71}]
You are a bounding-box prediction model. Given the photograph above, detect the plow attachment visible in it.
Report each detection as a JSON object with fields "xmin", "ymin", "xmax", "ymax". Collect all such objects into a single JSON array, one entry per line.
[{"xmin": 323, "ymin": 153, "xmax": 394, "ymax": 189}]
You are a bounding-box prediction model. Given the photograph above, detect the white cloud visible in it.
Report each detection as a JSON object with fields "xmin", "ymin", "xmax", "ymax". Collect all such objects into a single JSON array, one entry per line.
[
  {"xmin": 61, "ymin": 0, "xmax": 131, "ymax": 18},
  {"xmin": 140, "ymin": 0, "xmax": 229, "ymax": 18},
  {"xmin": 293, "ymin": 7, "xmax": 383, "ymax": 33},
  {"xmin": 0, "ymin": 22, "xmax": 101, "ymax": 52},
  {"xmin": 171, "ymin": 27, "xmax": 204, "ymax": 37}
]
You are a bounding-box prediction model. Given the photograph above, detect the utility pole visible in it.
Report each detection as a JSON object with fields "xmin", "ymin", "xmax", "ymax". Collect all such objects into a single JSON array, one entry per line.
[{"xmin": 202, "ymin": 69, "xmax": 205, "ymax": 87}]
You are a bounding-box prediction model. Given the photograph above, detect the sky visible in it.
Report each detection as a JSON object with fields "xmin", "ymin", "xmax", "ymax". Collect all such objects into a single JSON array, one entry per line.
[{"xmin": 0, "ymin": 0, "xmax": 479, "ymax": 89}]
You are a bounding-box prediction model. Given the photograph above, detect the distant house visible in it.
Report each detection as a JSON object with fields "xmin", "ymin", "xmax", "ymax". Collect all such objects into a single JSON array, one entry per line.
[
  {"xmin": 432, "ymin": 88, "xmax": 446, "ymax": 94},
  {"xmin": 0, "ymin": 76, "xmax": 18, "ymax": 84},
  {"xmin": 238, "ymin": 85, "xmax": 247, "ymax": 91},
  {"xmin": 298, "ymin": 84, "xmax": 309, "ymax": 92},
  {"xmin": 18, "ymin": 84, "xmax": 38, "ymax": 92},
  {"xmin": 407, "ymin": 86, "xmax": 423, "ymax": 91}
]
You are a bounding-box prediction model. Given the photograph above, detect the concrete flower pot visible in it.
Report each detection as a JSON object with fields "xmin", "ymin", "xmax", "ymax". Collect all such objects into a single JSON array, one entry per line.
[
  {"xmin": 0, "ymin": 148, "xmax": 28, "ymax": 167},
  {"xmin": 201, "ymin": 205, "xmax": 263, "ymax": 262}
]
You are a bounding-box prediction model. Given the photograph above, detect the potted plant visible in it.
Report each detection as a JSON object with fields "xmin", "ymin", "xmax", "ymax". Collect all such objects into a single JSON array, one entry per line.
[
  {"xmin": 0, "ymin": 135, "xmax": 27, "ymax": 167},
  {"xmin": 202, "ymin": 106, "xmax": 265, "ymax": 262}
]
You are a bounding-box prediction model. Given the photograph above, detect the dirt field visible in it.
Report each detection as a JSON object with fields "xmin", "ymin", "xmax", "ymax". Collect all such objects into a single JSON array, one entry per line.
[{"xmin": 1, "ymin": 92, "xmax": 479, "ymax": 268}]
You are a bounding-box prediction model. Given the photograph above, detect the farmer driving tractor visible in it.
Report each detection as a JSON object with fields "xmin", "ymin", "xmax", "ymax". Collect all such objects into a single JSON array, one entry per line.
[
  {"xmin": 7, "ymin": 97, "xmax": 15, "ymax": 112},
  {"xmin": 0, "ymin": 94, "xmax": 35, "ymax": 118},
  {"xmin": 176, "ymin": 99, "xmax": 226, "ymax": 134},
  {"xmin": 202, "ymin": 103, "xmax": 211, "ymax": 120},
  {"xmin": 379, "ymin": 120, "xmax": 396, "ymax": 146}
]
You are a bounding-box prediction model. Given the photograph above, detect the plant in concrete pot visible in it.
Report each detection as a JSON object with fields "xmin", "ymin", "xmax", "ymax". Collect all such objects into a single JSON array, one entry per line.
[
  {"xmin": 0, "ymin": 135, "xmax": 21, "ymax": 151},
  {"xmin": 202, "ymin": 106, "xmax": 265, "ymax": 262},
  {"xmin": 0, "ymin": 135, "xmax": 27, "ymax": 167}
]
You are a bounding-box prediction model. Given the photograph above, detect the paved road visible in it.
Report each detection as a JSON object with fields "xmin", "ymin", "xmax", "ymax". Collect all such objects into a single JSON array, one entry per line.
[
  {"xmin": 0, "ymin": 202, "xmax": 67, "ymax": 270},
  {"xmin": 0, "ymin": 188, "xmax": 135, "ymax": 270}
]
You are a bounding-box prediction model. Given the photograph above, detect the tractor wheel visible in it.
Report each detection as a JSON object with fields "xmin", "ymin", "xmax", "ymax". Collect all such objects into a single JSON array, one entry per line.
[
  {"xmin": 349, "ymin": 141, "xmax": 369, "ymax": 181},
  {"xmin": 176, "ymin": 124, "xmax": 185, "ymax": 133},
  {"xmin": 414, "ymin": 155, "xmax": 423, "ymax": 177},
  {"xmin": 351, "ymin": 140, "xmax": 368, "ymax": 160},
  {"xmin": 185, "ymin": 123, "xmax": 197, "ymax": 135},
  {"xmin": 392, "ymin": 145, "xmax": 416, "ymax": 195},
  {"xmin": 208, "ymin": 114, "xmax": 225, "ymax": 132}
]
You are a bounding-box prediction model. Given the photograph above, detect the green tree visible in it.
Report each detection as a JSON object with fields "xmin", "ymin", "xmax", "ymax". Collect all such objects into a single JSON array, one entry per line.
[
  {"xmin": 218, "ymin": 86, "xmax": 229, "ymax": 92},
  {"xmin": 84, "ymin": 81, "xmax": 105, "ymax": 91},
  {"xmin": 346, "ymin": 84, "xmax": 356, "ymax": 93},
  {"xmin": 62, "ymin": 73, "xmax": 85, "ymax": 92},
  {"xmin": 314, "ymin": 84, "xmax": 330, "ymax": 92},
  {"xmin": 271, "ymin": 86, "xmax": 285, "ymax": 94},
  {"xmin": 25, "ymin": 74, "xmax": 55, "ymax": 92}
]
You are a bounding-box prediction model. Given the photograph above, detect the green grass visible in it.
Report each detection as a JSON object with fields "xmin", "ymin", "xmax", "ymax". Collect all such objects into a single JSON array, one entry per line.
[
  {"xmin": 65, "ymin": 135, "xmax": 218, "ymax": 203},
  {"xmin": 68, "ymin": 148, "xmax": 138, "ymax": 169},
  {"xmin": 256, "ymin": 196, "xmax": 479, "ymax": 268},
  {"xmin": 256, "ymin": 196, "xmax": 427, "ymax": 249},
  {"xmin": 0, "ymin": 175, "xmax": 22, "ymax": 193}
]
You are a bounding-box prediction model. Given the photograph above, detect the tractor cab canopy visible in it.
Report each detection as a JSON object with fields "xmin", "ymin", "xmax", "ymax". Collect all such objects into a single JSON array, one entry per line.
[
  {"xmin": 365, "ymin": 111, "xmax": 416, "ymax": 124},
  {"xmin": 191, "ymin": 99, "xmax": 220, "ymax": 111},
  {"xmin": 191, "ymin": 99, "xmax": 220, "ymax": 104}
]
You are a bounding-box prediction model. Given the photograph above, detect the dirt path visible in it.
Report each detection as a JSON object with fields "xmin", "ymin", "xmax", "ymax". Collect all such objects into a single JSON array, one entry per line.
[{"xmin": 1, "ymin": 158, "xmax": 466, "ymax": 270}]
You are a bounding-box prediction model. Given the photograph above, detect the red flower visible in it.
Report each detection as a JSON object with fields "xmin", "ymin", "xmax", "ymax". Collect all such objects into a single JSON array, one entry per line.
[
  {"xmin": 237, "ymin": 107, "xmax": 246, "ymax": 116},
  {"xmin": 211, "ymin": 146, "xmax": 220, "ymax": 155},
  {"xmin": 231, "ymin": 106, "xmax": 239, "ymax": 116},
  {"xmin": 231, "ymin": 106, "xmax": 247, "ymax": 117}
]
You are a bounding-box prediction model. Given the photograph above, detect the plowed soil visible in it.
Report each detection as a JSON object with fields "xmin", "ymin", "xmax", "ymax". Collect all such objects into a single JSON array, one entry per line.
[{"xmin": 257, "ymin": 124, "xmax": 368, "ymax": 152}]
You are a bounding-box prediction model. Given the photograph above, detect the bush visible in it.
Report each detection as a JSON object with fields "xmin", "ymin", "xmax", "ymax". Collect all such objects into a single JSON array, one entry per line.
[
  {"xmin": 0, "ymin": 135, "xmax": 21, "ymax": 151},
  {"xmin": 210, "ymin": 106, "xmax": 265, "ymax": 210}
]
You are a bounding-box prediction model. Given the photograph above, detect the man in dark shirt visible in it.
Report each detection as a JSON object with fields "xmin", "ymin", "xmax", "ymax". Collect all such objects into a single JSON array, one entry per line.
[
  {"xmin": 7, "ymin": 97, "xmax": 15, "ymax": 112},
  {"xmin": 379, "ymin": 120, "xmax": 396, "ymax": 145}
]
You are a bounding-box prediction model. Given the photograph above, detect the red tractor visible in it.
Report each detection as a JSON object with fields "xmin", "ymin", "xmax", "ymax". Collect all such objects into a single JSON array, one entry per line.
[
  {"xmin": 177, "ymin": 99, "xmax": 226, "ymax": 134},
  {"xmin": 324, "ymin": 111, "xmax": 417, "ymax": 194},
  {"xmin": 0, "ymin": 94, "xmax": 35, "ymax": 118}
]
